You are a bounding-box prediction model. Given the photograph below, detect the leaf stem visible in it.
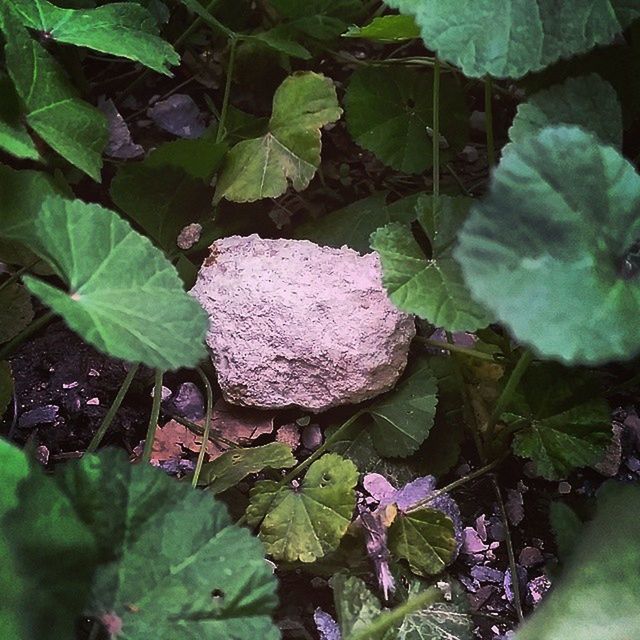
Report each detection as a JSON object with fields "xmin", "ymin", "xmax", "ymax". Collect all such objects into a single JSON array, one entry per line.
[
  {"xmin": 0, "ymin": 260, "xmax": 40, "ymax": 293},
  {"xmin": 169, "ymin": 412, "xmax": 238, "ymax": 449},
  {"xmin": 345, "ymin": 586, "xmax": 442, "ymax": 640},
  {"xmin": 484, "ymin": 76, "xmax": 496, "ymax": 167},
  {"xmin": 236, "ymin": 410, "xmax": 366, "ymax": 527},
  {"xmin": 484, "ymin": 349, "xmax": 533, "ymax": 442},
  {"xmin": 432, "ymin": 55, "xmax": 441, "ymax": 201},
  {"xmin": 141, "ymin": 370, "xmax": 164, "ymax": 464},
  {"xmin": 407, "ymin": 454, "xmax": 506, "ymax": 513},
  {"xmin": 173, "ymin": 0, "xmax": 225, "ymax": 49},
  {"xmin": 85, "ymin": 364, "xmax": 139, "ymax": 454},
  {"xmin": 215, "ymin": 35, "xmax": 238, "ymax": 143},
  {"xmin": 415, "ymin": 336, "xmax": 497, "ymax": 361},
  {"xmin": 192, "ymin": 367, "xmax": 214, "ymax": 487},
  {"xmin": 492, "ymin": 477, "xmax": 524, "ymax": 622},
  {"xmin": 0, "ymin": 311, "xmax": 55, "ymax": 361}
]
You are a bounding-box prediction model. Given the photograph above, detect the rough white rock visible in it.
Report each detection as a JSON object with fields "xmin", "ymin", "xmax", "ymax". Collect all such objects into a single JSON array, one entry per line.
[{"xmin": 190, "ymin": 235, "xmax": 415, "ymax": 412}]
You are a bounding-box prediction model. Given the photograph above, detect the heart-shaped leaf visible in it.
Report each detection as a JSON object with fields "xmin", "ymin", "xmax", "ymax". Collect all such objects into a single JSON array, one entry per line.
[
  {"xmin": 386, "ymin": 0, "xmax": 640, "ymax": 78},
  {"xmin": 214, "ymin": 72, "xmax": 342, "ymax": 203},
  {"xmin": 199, "ymin": 442, "xmax": 297, "ymax": 494},
  {"xmin": 295, "ymin": 192, "xmax": 420, "ymax": 253},
  {"xmin": 0, "ymin": 438, "xmax": 97, "ymax": 640},
  {"xmin": 516, "ymin": 483, "xmax": 640, "ymax": 640},
  {"xmin": 11, "ymin": 0, "xmax": 179, "ymax": 75},
  {"xmin": 509, "ymin": 399, "xmax": 612, "ymax": 480},
  {"xmin": 12, "ymin": 196, "xmax": 208, "ymax": 370},
  {"xmin": 0, "ymin": 283, "xmax": 34, "ymax": 344},
  {"xmin": 55, "ymin": 449, "xmax": 280, "ymax": 640},
  {"xmin": 345, "ymin": 67, "xmax": 468, "ymax": 174},
  {"xmin": 246, "ymin": 453, "xmax": 358, "ymax": 562},
  {"xmin": 509, "ymin": 74, "xmax": 622, "ymax": 147},
  {"xmin": 0, "ymin": 74, "xmax": 39, "ymax": 161},
  {"xmin": 1, "ymin": 8, "xmax": 108, "ymax": 180},
  {"xmin": 363, "ymin": 356, "xmax": 438, "ymax": 459},
  {"xmin": 455, "ymin": 125, "xmax": 640, "ymax": 365},
  {"xmin": 389, "ymin": 508, "xmax": 457, "ymax": 576},
  {"xmin": 371, "ymin": 195, "xmax": 492, "ymax": 332}
]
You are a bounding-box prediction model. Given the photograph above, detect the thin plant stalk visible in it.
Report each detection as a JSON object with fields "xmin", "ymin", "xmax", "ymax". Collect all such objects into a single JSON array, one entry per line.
[
  {"xmin": 416, "ymin": 336, "xmax": 497, "ymax": 361},
  {"xmin": 345, "ymin": 586, "xmax": 442, "ymax": 640},
  {"xmin": 484, "ymin": 349, "xmax": 533, "ymax": 442},
  {"xmin": 407, "ymin": 454, "xmax": 506, "ymax": 513},
  {"xmin": 215, "ymin": 35, "xmax": 238, "ymax": 143},
  {"xmin": 236, "ymin": 410, "xmax": 365, "ymax": 527},
  {"xmin": 141, "ymin": 370, "xmax": 164, "ymax": 464},
  {"xmin": 169, "ymin": 412, "xmax": 238, "ymax": 450},
  {"xmin": 0, "ymin": 311, "xmax": 55, "ymax": 361},
  {"xmin": 85, "ymin": 364, "xmax": 140, "ymax": 454},
  {"xmin": 0, "ymin": 260, "xmax": 40, "ymax": 293},
  {"xmin": 492, "ymin": 477, "xmax": 525, "ymax": 622},
  {"xmin": 432, "ymin": 55, "xmax": 441, "ymax": 201},
  {"xmin": 484, "ymin": 76, "xmax": 496, "ymax": 167},
  {"xmin": 192, "ymin": 367, "xmax": 214, "ymax": 487}
]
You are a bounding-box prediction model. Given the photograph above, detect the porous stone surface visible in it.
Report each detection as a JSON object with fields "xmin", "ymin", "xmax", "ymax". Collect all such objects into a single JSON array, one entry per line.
[{"xmin": 190, "ymin": 235, "xmax": 415, "ymax": 412}]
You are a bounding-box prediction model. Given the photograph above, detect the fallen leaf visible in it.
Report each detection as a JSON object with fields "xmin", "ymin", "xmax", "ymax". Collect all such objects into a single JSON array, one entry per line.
[{"xmin": 212, "ymin": 399, "xmax": 275, "ymax": 443}]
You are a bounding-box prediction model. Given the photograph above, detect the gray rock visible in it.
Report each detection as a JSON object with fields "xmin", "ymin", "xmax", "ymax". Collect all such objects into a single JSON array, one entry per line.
[
  {"xmin": 18, "ymin": 405, "xmax": 59, "ymax": 429},
  {"xmin": 147, "ymin": 94, "xmax": 206, "ymax": 138},
  {"xmin": 191, "ymin": 236, "xmax": 415, "ymax": 412},
  {"xmin": 165, "ymin": 382, "xmax": 205, "ymax": 420}
]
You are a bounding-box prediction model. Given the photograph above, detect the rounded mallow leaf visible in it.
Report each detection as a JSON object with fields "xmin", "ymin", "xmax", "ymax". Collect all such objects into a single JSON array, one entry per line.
[
  {"xmin": 455, "ymin": 125, "xmax": 640, "ymax": 365},
  {"xmin": 21, "ymin": 196, "xmax": 208, "ymax": 370}
]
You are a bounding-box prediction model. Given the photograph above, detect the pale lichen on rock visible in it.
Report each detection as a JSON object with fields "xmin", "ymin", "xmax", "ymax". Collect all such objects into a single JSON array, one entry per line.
[{"xmin": 190, "ymin": 235, "xmax": 415, "ymax": 412}]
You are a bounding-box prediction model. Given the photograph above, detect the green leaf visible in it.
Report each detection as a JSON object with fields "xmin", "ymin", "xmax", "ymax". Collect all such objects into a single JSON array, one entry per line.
[
  {"xmin": 246, "ymin": 453, "xmax": 358, "ymax": 562},
  {"xmin": 250, "ymin": 28, "xmax": 312, "ymax": 59},
  {"xmin": 509, "ymin": 74, "xmax": 623, "ymax": 147},
  {"xmin": 345, "ymin": 67, "xmax": 468, "ymax": 174},
  {"xmin": 215, "ymin": 72, "xmax": 342, "ymax": 203},
  {"xmin": 0, "ymin": 74, "xmax": 40, "ymax": 161},
  {"xmin": 11, "ymin": 0, "xmax": 179, "ymax": 75},
  {"xmin": 549, "ymin": 501, "xmax": 584, "ymax": 562},
  {"xmin": 295, "ymin": 193, "xmax": 420, "ymax": 253},
  {"xmin": 456, "ymin": 125, "xmax": 640, "ymax": 365},
  {"xmin": 343, "ymin": 15, "xmax": 420, "ymax": 42},
  {"xmin": 515, "ymin": 483, "xmax": 640, "ymax": 640},
  {"xmin": 386, "ymin": 0, "xmax": 640, "ymax": 78},
  {"xmin": 56, "ymin": 449, "xmax": 280, "ymax": 639},
  {"xmin": 371, "ymin": 196, "xmax": 492, "ymax": 332},
  {"xmin": 509, "ymin": 399, "xmax": 611, "ymax": 480},
  {"xmin": 0, "ymin": 362, "xmax": 12, "ymax": 418},
  {"xmin": 331, "ymin": 573, "xmax": 390, "ymax": 639},
  {"xmin": 0, "ymin": 438, "xmax": 98, "ymax": 640},
  {"xmin": 0, "ymin": 164, "xmax": 63, "ymax": 271},
  {"xmin": 1, "ymin": 8, "xmax": 108, "ymax": 180},
  {"xmin": 389, "ymin": 508, "xmax": 457, "ymax": 577},
  {"xmin": 398, "ymin": 579, "xmax": 473, "ymax": 640},
  {"xmin": 17, "ymin": 196, "xmax": 208, "ymax": 370},
  {"xmin": 144, "ymin": 137, "xmax": 228, "ymax": 180},
  {"xmin": 110, "ymin": 163, "xmax": 214, "ymax": 253},
  {"xmin": 0, "ymin": 282, "xmax": 34, "ymax": 344},
  {"xmin": 364, "ymin": 356, "xmax": 438, "ymax": 458},
  {"xmin": 199, "ymin": 442, "xmax": 297, "ymax": 494},
  {"xmin": 270, "ymin": 0, "xmax": 362, "ymax": 40}
]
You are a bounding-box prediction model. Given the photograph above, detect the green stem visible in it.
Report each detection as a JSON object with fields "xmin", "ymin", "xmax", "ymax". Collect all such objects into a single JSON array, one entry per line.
[
  {"xmin": 192, "ymin": 367, "xmax": 214, "ymax": 487},
  {"xmin": 484, "ymin": 76, "xmax": 496, "ymax": 168},
  {"xmin": 170, "ymin": 412, "xmax": 238, "ymax": 449},
  {"xmin": 141, "ymin": 370, "xmax": 164, "ymax": 464},
  {"xmin": 85, "ymin": 364, "xmax": 139, "ymax": 454},
  {"xmin": 407, "ymin": 454, "xmax": 505, "ymax": 513},
  {"xmin": 492, "ymin": 477, "xmax": 524, "ymax": 623},
  {"xmin": 173, "ymin": 0, "xmax": 224, "ymax": 49},
  {"xmin": 0, "ymin": 261, "xmax": 40, "ymax": 293},
  {"xmin": 416, "ymin": 336, "xmax": 497, "ymax": 362},
  {"xmin": 278, "ymin": 410, "xmax": 365, "ymax": 486},
  {"xmin": 236, "ymin": 410, "xmax": 366, "ymax": 527},
  {"xmin": 346, "ymin": 587, "xmax": 442, "ymax": 640},
  {"xmin": 484, "ymin": 349, "xmax": 533, "ymax": 442},
  {"xmin": 432, "ymin": 55, "xmax": 441, "ymax": 201},
  {"xmin": 0, "ymin": 311, "xmax": 55, "ymax": 361},
  {"xmin": 215, "ymin": 35, "xmax": 238, "ymax": 143}
]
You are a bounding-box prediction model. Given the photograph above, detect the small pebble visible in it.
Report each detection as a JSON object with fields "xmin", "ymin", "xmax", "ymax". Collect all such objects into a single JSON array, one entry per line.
[
  {"xmin": 471, "ymin": 565, "xmax": 504, "ymax": 583},
  {"xmin": 527, "ymin": 574, "xmax": 552, "ymax": 606},
  {"xmin": 18, "ymin": 405, "xmax": 59, "ymax": 428},
  {"xmin": 558, "ymin": 481, "xmax": 572, "ymax": 494},
  {"xmin": 301, "ymin": 424, "xmax": 323, "ymax": 450},
  {"xmin": 519, "ymin": 546, "xmax": 544, "ymax": 568},
  {"xmin": 462, "ymin": 527, "xmax": 489, "ymax": 554}
]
